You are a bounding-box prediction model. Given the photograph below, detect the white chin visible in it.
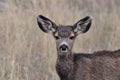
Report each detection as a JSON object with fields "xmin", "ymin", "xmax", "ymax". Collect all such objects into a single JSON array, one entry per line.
[{"xmin": 60, "ymin": 49, "xmax": 68, "ymax": 53}]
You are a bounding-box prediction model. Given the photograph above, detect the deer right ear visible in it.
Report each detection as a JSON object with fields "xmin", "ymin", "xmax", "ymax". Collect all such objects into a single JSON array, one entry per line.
[
  {"xmin": 37, "ymin": 15, "xmax": 57, "ymax": 33},
  {"xmin": 73, "ymin": 16, "xmax": 92, "ymax": 35}
]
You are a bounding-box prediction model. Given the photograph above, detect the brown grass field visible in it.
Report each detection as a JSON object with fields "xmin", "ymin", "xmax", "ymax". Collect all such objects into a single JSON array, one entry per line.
[{"xmin": 0, "ymin": 0, "xmax": 120, "ymax": 80}]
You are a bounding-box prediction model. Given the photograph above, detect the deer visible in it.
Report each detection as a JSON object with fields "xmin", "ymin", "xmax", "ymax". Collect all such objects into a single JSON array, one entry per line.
[{"xmin": 37, "ymin": 15, "xmax": 120, "ymax": 80}]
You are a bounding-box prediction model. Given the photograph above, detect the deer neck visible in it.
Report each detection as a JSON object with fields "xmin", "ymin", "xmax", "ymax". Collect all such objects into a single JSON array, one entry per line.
[
  {"xmin": 57, "ymin": 51, "xmax": 74, "ymax": 61},
  {"xmin": 56, "ymin": 51, "xmax": 74, "ymax": 80}
]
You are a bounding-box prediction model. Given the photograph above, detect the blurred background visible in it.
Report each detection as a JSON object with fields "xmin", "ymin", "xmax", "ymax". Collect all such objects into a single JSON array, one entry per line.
[{"xmin": 0, "ymin": 0, "xmax": 120, "ymax": 80}]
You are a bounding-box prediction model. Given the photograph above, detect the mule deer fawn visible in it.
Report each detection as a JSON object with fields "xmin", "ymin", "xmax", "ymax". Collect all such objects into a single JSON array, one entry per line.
[{"xmin": 37, "ymin": 15, "xmax": 120, "ymax": 80}]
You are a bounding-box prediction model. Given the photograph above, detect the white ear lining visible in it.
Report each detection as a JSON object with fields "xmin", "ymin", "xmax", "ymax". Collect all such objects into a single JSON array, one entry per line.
[
  {"xmin": 42, "ymin": 19, "xmax": 56, "ymax": 32},
  {"xmin": 74, "ymin": 23, "xmax": 82, "ymax": 33},
  {"xmin": 40, "ymin": 18, "xmax": 54, "ymax": 31},
  {"xmin": 74, "ymin": 17, "xmax": 91, "ymax": 34}
]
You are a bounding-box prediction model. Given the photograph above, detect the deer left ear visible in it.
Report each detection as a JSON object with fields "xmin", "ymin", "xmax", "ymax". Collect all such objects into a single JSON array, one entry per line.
[
  {"xmin": 37, "ymin": 15, "xmax": 57, "ymax": 33},
  {"xmin": 73, "ymin": 16, "xmax": 92, "ymax": 34}
]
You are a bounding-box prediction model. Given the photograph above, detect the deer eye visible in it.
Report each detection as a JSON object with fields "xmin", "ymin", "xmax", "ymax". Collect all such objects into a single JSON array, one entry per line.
[
  {"xmin": 55, "ymin": 36, "xmax": 59, "ymax": 40},
  {"xmin": 69, "ymin": 36, "xmax": 75, "ymax": 39}
]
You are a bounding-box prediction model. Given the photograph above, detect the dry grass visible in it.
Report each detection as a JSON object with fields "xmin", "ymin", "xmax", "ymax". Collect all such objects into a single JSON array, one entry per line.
[{"xmin": 0, "ymin": 0, "xmax": 120, "ymax": 80}]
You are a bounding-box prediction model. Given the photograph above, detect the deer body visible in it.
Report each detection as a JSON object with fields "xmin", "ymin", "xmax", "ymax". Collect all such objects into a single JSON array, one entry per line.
[
  {"xmin": 56, "ymin": 50, "xmax": 120, "ymax": 80},
  {"xmin": 37, "ymin": 15, "xmax": 120, "ymax": 80}
]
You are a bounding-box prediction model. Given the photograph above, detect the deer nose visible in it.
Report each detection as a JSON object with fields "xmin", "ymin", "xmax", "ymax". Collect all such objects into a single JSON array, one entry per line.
[{"xmin": 59, "ymin": 44, "xmax": 68, "ymax": 52}]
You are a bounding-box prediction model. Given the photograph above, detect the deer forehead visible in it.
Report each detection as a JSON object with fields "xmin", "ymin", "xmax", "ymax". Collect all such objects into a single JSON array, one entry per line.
[{"xmin": 55, "ymin": 26, "xmax": 74, "ymax": 38}]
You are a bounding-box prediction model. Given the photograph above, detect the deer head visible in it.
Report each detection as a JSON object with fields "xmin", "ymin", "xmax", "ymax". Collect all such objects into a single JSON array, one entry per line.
[{"xmin": 37, "ymin": 15, "xmax": 92, "ymax": 56}]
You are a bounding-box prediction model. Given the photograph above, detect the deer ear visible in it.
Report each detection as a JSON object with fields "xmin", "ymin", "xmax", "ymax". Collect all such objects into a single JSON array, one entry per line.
[
  {"xmin": 73, "ymin": 16, "xmax": 92, "ymax": 34},
  {"xmin": 37, "ymin": 15, "xmax": 57, "ymax": 33}
]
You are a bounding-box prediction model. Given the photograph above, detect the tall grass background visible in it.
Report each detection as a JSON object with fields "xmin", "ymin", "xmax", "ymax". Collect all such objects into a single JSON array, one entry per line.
[{"xmin": 0, "ymin": 0, "xmax": 120, "ymax": 80}]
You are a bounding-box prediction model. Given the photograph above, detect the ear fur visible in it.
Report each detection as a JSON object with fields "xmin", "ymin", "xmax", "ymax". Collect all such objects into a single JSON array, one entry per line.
[
  {"xmin": 37, "ymin": 15, "xmax": 57, "ymax": 33},
  {"xmin": 73, "ymin": 16, "xmax": 92, "ymax": 34}
]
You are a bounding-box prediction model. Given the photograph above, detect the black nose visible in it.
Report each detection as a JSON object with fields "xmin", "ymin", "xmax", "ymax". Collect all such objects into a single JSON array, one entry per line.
[{"xmin": 59, "ymin": 44, "xmax": 68, "ymax": 51}]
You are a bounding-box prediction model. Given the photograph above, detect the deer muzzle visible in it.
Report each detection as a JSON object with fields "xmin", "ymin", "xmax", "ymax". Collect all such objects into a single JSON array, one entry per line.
[{"xmin": 59, "ymin": 41, "xmax": 69, "ymax": 53}]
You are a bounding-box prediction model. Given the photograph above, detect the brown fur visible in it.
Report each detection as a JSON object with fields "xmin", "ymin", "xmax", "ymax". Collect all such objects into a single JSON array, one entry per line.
[
  {"xmin": 56, "ymin": 49, "xmax": 120, "ymax": 80},
  {"xmin": 37, "ymin": 15, "xmax": 120, "ymax": 80}
]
